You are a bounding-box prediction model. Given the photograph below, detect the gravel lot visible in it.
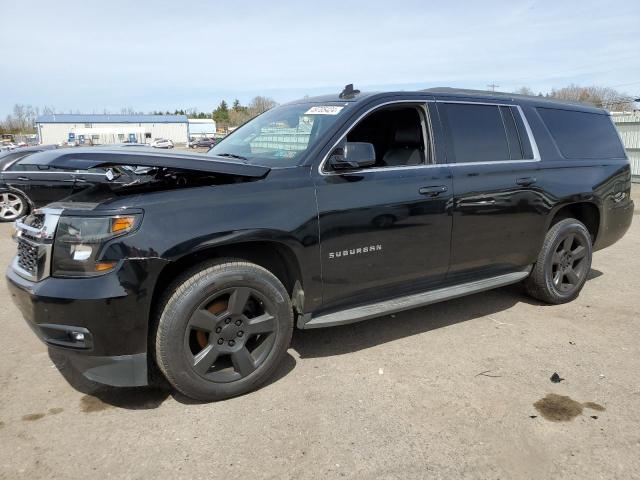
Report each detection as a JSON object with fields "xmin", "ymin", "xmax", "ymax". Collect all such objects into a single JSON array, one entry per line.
[{"xmin": 0, "ymin": 191, "xmax": 639, "ymax": 480}]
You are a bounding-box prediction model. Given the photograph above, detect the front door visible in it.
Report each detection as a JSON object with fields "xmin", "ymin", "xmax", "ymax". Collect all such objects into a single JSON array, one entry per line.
[
  {"xmin": 314, "ymin": 101, "xmax": 453, "ymax": 310},
  {"xmin": 2, "ymin": 164, "xmax": 75, "ymax": 207}
]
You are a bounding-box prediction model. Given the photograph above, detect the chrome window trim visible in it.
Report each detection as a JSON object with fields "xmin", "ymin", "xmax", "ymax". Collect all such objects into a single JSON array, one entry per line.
[
  {"xmin": 3, "ymin": 171, "xmax": 76, "ymax": 176},
  {"xmin": 318, "ymin": 99, "xmax": 541, "ymax": 176}
]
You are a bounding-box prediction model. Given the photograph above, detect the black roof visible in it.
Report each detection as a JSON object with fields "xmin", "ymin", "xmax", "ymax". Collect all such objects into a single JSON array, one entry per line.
[{"xmin": 290, "ymin": 86, "xmax": 606, "ymax": 114}]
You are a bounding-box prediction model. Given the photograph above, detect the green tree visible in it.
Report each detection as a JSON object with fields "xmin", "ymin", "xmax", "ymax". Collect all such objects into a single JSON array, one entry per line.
[
  {"xmin": 213, "ymin": 100, "xmax": 230, "ymax": 123},
  {"xmin": 232, "ymin": 99, "xmax": 242, "ymax": 111}
]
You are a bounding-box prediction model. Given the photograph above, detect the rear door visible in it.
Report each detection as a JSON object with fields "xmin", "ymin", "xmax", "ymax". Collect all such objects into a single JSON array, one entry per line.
[{"xmin": 435, "ymin": 100, "xmax": 547, "ymax": 280}]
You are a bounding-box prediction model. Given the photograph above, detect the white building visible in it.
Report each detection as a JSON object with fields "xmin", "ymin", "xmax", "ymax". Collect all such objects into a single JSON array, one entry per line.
[
  {"xmin": 611, "ymin": 112, "xmax": 640, "ymax": 182},
  {"xmin": 36, "ymin": 114, "xmax": 189, "ymax": 146},
  {"xmin": 188, "ymin": 118, "xmax": 217, "ymax": 140}
]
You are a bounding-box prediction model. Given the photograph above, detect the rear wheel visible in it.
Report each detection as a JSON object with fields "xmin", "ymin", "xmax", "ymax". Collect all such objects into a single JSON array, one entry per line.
[
  {"xmin": 155, "ymin": 260, "xmax": 293, "ymax": 401},
  {"xmin": 525, "ymin": 218, "xmax": 592, "ymax": 304},
  {"xmin": 0, "ymin": 191, "xmax": 28, "ymax": 222}
]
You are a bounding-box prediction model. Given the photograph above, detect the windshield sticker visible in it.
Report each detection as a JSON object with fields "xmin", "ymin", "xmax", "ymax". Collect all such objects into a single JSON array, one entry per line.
[{"xmin": 304, "ymin": 106, "xmax": 344, "ymax": 115}]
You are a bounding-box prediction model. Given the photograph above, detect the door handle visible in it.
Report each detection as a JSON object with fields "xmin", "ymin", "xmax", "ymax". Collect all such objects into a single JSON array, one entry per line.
[
  {"xmin": 516, "ymin": 177, "xmax": 536, "ymax": 186},
  {"xmin": 419, "ymin": 185, "xmax": 448, "ymax": 197},
  {"xmin": 62, "ymin": 178, "xmax": 76, "ymax": 182},
  {"xmin": 17, "ymin": 176, "xmax": 30, "ymax": 181}
]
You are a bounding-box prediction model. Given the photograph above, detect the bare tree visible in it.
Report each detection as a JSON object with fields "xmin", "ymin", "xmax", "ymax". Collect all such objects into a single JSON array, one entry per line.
[
  {"xmin": 514, "ymin": 86, "xmax": 535, "ymax": 96},
  {"xmin": 248, "ymin": 96, "xmax": 277, "ymax": 116},
  {"xmin": 228, "ymin": 108, "xmax": 251, "ymax": 128},
  {"xmin": 549, "ymin": 85, "xmax": 634, "ymax": 111}
]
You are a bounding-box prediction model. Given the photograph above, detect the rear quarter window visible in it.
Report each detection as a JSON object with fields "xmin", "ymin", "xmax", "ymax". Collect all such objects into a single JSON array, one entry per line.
[{"xmin": 537, "ymin": 108, "xmax": 625, "ymax": 159}]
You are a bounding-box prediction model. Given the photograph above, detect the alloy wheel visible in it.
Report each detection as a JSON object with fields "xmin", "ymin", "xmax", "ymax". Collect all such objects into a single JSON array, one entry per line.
[
  {"xmin": 0, "ymin": 193, "xmax": 24, "ymax": 220},
  {"xmin": 184, "ymin": 286, "xmax": 277, "ymax": 383},
  {"xmin": 550, "ymin": 233, "xmax": 589, "ymax": 293}
]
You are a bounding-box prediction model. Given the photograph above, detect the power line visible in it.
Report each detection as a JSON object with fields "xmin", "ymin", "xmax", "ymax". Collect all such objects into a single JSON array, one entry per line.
[{"xmin": 487, "ymin": 83, "xmax": 500, "ymax": 92}]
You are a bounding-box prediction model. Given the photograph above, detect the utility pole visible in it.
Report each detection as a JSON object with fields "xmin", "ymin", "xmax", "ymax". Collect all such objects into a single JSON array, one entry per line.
[{"xmin": 487, "ymin": 83, "xmax": 500, "ymax": 92}]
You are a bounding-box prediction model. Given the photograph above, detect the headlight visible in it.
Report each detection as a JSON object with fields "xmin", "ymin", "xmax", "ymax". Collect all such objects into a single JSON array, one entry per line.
[{"xmin": 52, "ymin": 214, "xmax": 141, "ymax": 277}]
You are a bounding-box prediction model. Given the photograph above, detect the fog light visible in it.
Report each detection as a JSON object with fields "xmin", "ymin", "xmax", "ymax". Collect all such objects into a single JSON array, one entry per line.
[{"xmin": 70, "ymin": 331, "xmax": 85, "ymax": 342}]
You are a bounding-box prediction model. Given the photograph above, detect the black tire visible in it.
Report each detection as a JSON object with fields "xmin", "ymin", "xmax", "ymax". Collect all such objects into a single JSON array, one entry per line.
[
  {"xmin": 525, "ymin": 218, "xmax": 593, "ymax": 304},
  {"xmin": 0, "ymin": 191, "xmax": 29, "ymax": 222},
  {"xmin": 155, "ymin": 259, "xmax": 293, "ymax": 401}
]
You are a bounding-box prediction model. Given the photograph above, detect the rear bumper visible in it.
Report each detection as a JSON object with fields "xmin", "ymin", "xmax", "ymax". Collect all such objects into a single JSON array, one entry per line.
[
  {"xmin": 594, "ymin": 197, "xmax": 634, "ymax": 251},
  {"xmin": 6, "ymin": 258, "xmax": 166, "ymax": 387}
]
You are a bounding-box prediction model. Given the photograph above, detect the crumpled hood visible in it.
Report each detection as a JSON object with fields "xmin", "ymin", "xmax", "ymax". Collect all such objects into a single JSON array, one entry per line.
[{"xmin": 24, "ymin": 147, "xmax": 270, "ymax": 178}]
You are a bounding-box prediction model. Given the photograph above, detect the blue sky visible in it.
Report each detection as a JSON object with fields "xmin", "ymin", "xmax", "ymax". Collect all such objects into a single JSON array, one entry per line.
[{"xmin": 1, "ymin": 0, "xmax": 639, "ymax": 116}]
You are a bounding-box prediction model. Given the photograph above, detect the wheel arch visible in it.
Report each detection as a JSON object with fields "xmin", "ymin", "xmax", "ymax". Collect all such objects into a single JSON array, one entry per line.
[
  {"xmin": 546, "ymin": 201, "xmax": 601, "ymax": 243},
  {"xmin": 150, "ymin": 239, "xmax": 305, "ymax": 324}
]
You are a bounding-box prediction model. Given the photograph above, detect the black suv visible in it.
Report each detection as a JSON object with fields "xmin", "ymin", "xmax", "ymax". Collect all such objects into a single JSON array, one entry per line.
[{"xmin": 7, "ymin": 87, "xmax": 633, "ymax": 401}]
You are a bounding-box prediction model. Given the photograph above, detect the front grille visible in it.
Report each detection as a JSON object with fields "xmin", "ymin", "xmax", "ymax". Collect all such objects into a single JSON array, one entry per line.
[
  {"xmin": 17, "ymin": 240, "xmax": 39, "ymax": 275},
  {"xmin": 12, "ymin": 208, "xmax": 62, "ymax": 282}
]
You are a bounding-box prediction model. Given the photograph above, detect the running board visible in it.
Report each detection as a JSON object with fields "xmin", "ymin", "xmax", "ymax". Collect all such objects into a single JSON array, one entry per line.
[{"xmin": 301, "ymin": 267, "xmax": 532, "ymax": 329}]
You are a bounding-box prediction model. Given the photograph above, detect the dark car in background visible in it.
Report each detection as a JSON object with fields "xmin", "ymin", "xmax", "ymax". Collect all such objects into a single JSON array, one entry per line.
[
  {"xmin": 189, "ymin": 137, "xmax": 218, "ymax": 149},
  {"xmin": 0, "ymin": 147, "xmax": 147, "ymax": 221},
  {"xmin": 0, "ymin": 145, "xmax": 58, "ymax": 221}
]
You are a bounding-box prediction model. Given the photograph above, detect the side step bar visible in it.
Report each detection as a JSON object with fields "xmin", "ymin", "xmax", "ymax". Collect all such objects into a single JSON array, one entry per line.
[{"xmin": 300, "ymin": 267, "xmax": 532, "ymax": 329}]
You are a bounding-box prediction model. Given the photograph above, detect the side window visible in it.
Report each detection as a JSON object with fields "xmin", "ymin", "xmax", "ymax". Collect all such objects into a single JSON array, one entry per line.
[
  {"xmin": 7, "ymin": 161, "xmax": 30, "ymax": 171},
  {"xmin": 344, "ymin": 105, "xmax": 429, "ymax": 168},
  {"xmin": 4, "ymin": 153, "xmax": 33, "ymax": 169},
  {"xmin": 439, "ymin": 103, "xmax": 510, "ymax": 162},
  {"xmin": 537, "ymin": 107, "xmax": 625, "ymax": 159},
  {"xmin": 20, "ymin": 164, "xmax": 70, "ymax": 173},
  {"xmin": 13, "ymin": 163, "xmax": 41, "ymax": 171}
]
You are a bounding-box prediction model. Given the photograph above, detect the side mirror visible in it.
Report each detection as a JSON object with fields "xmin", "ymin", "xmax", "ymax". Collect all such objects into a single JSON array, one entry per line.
[{"xmin": 328, "ymin": 142, "xmax": 376, "ymax": 170}]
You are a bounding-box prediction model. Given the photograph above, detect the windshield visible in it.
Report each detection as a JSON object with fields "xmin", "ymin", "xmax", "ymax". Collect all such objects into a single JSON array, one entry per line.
[{"xmin": 208, "ymin": 103, "xmax": 347, "ymax": 166}]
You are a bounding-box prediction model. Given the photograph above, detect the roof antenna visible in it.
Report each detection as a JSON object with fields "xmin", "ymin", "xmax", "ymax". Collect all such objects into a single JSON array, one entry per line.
[{"xmin": 339, "ymin": 84, "xmax": 360, "ymax": 99}]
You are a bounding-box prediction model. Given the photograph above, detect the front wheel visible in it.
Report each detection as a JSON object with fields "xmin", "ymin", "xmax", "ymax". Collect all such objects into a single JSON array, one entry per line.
[
  {"xmin": 0, "ymin": 191, "xmax": 29, "ymax": 222},
  {"xmin": 155, "ymin": 260, "xmax": 293, "ymax": 401},
  {"xmin": 525, "ymin": 218, "xmax": 593, "ymax": 304}
]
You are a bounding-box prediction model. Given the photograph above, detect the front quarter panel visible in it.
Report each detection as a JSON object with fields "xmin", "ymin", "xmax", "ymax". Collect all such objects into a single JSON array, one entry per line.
[{"xmin": 99, "ymin": 167, "xmax": 323, "ymax": 308}]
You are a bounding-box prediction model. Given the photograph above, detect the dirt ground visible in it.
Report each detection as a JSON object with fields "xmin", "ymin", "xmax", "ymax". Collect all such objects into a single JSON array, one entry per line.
[{"xmin": 0, "ymin": 191, "xmax": 639, "ymax": 480}]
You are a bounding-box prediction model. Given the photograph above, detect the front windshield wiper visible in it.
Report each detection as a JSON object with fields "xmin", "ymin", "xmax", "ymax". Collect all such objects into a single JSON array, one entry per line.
[{"xmin": 215, "ymin": 153, "xmax": 249, "ymax": 161}]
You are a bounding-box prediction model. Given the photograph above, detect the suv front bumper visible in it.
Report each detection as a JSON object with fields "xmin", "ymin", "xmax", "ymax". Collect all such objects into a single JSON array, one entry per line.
[{"xmin": 6, "ymin": 259, "xmax": 164, "ymax": 387}]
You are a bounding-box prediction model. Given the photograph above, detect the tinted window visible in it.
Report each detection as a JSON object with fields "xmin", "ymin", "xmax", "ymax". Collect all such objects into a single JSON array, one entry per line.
[
  {"xmin": 7, "ymin": 161, "xmax": 32, "ymax": 171},
  {"xmin": 537, "ymin": 108, "xmax": 625, "ymax": 159},
  {"xmin": 1, "ymin": 151, "xmax": 34, "ymax": 169},
  {"xmin": 10, "ymin": 161, "xmax": 68, "ymax": 172},
  {"xmin": 440, "ymin": 103, "xmax": 510, "ymax": 162},
  {"xmin": 500, "ymin": 106, "xmax": 523, "ymax": 160}
]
